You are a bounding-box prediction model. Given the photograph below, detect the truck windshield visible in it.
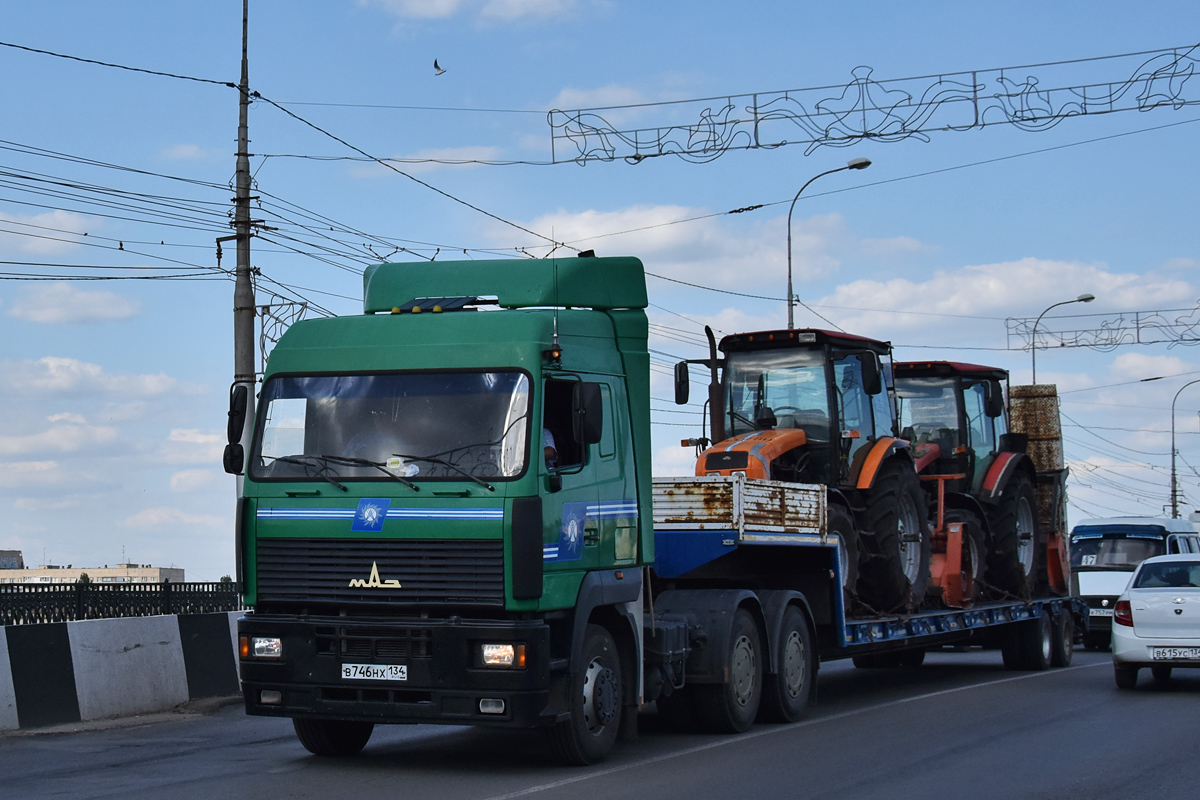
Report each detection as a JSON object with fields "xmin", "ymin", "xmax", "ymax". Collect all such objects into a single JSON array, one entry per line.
[
  {"xmin": 249, "ymin": 371, "xmax": 531, "ymax": 481},
  {"xmin": 1070, "ymin": 535, "xmax": 1165, "ymax": 569},
  {"xmin": 895, "ymin": 377, "xmax": 958, "ymax": 444},
  {"xmin": 724, "ymin": 349, "xmax": 829, "ymax": 439}
]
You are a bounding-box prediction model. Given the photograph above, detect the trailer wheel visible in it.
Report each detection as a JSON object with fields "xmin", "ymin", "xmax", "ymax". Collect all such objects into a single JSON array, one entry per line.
[
  {"xmin": 547, "ymin": 624, "xmax": 622, "ymax": 765},
  {"xmin": 852, "ymin": 652, "xmax": 902, "ymax": 668},
  {"xmin": 1004, "ymin": 609, "xmax": 1052, "ymax": 671},
  {"xmin": 985, "ymin": 472, "xmax": 1039, "ymax": 598},
  {"xmin": 858, "ymin": 460, "xmax": 931, "ymax": 612},
  {"xmin": 1050, "ymin": 609, "xmax": 1074, "ymax": 667},
  {"xmin": 696, "ymin": 609, "xmax": 761, "ymax": 733},
  {"xmin": 899, "ymin": 648, "xmax": 926, "ymax": 667},
  {"xmin": 828, "ymin": 504, "xmax": 860, "ymax": 605},
  {"xmin": 758, "ymin": 606, "xmax": 812, "ymax": 723},
  {"xmin": 292, "ymin": 718, "xmax": 374, "ymax": 757},
  {"xmin": 1114, "ymin": 664, "xmax": 1138, "ymax": 689}
]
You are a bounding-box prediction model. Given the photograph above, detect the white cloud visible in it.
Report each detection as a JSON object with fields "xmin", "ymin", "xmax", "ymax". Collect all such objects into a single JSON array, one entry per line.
[
  {"xmin": 0, "ymin": 210, "xmax": 95, "ymax": 255},
  {"xmin": 361, "ymin": 0, "xmax": 573, "ymax": 20},
  {"xmin": 14, "ymin": 496, "xmax": 79, "ymax": 511},
  {"xmin": 152, "ymin": 429, "xmax": 224, "ymax": 466},
  {"xmin": 170, "ymin": 469, "xmax": 215, "ymax": 492},
  {"xmin": 548, "ymin": 84, "xmax": 646, "ymax": 111},
  {"xmin": 0, "ymin": 357, "xmax": 176, "ymax": 395},
  {"xmin": 161, "ymin": 144, "xmax": 212, "ymax": 160},
  {"xmin": 48, "ymin": 412, "xmax": 87, "ymax": 424},
  {"xmin": 122, "ymin": 507, "xmax": 224, "ymax": 528},
  {"xmin": 7, "ymin": 282, "xmax": 139, "ymax": 324},
  {"xmin": 0, "ymin": 423, "xmax": 117, "ymax": 456},
  {"xmin": 0, "ymin": 461, "xmax": 60, "ymax": 488}
]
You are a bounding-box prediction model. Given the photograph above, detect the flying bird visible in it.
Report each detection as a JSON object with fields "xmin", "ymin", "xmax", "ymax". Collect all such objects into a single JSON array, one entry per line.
[{"xmin": 434, "ymin": 59, "xmax": 446, "ymax": 76}]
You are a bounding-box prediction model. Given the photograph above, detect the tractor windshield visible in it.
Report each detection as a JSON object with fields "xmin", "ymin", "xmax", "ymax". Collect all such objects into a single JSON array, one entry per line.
[
  {"xmin": 895, "ymin": 377, "xmax": 958, "ymax": 448},
  {"xmin": 724, "ymin": 348, "xmax": 830, "ymax": 440},
  {"xmin": 249, "ymin": 371, "xmax": 532, "ymax": 482}
]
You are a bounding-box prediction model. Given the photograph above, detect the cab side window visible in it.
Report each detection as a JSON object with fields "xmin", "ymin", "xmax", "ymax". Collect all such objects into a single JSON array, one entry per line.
[{"xmin": 543, "ymin": 379, "xmax": 583, "ymax": 469}]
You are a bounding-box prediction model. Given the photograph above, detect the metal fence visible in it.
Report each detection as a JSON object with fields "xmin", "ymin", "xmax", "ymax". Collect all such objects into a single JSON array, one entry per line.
[{"xmin": 0, "ymin": 582, "xmax": 244, "ymax": 626}]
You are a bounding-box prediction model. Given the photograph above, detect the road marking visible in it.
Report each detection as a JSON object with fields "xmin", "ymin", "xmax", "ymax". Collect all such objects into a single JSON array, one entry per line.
[{"xmin": 481, "ymin": 661, "xmax": 1107, "ymax": 800}]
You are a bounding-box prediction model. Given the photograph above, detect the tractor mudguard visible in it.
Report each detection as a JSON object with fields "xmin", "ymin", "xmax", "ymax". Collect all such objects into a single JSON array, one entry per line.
[
  {"xmin": 852, "ymin": 437, "xmax": 911, "ymax": 490},
  {"xmin": 979, "ymin": 451, "xmax": 1029, "ymax": 504}
]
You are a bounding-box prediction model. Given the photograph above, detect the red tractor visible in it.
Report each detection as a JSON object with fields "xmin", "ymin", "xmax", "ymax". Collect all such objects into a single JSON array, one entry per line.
[
  {"xmin": 892, "ymin": 362, "xmax": 1068, "ymax": 603},
  {"xmin": 676, "ymin": 328, "xmax": 931, "ymax": 612}
]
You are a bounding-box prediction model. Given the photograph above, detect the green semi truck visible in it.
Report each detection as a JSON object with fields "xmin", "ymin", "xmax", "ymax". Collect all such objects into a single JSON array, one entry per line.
[{"xmin": 229, "ymin": 254, "xmax": 1083, "ymax": 764}]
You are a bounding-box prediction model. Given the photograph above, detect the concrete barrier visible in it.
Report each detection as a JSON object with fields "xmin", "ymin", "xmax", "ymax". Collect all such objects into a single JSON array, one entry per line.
[{"xmin": 0, "ymin": 611, "xmax": 240, "ymax": 731}]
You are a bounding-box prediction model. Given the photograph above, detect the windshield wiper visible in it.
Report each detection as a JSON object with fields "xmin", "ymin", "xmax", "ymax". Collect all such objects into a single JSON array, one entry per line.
[
  {"xmin": 322, "ymin": 454, "xmax": 419, "ymax": 491},
  {"xmin": 268, "ymin": 455, "xmax": 348, "ymax": 492},
  {"xmin": 391, "ymin": 452, "xmax": 494, "ymax": 491}
]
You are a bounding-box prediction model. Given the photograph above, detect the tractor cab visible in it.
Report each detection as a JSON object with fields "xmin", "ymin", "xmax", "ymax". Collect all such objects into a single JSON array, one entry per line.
[
  {"xmin": 681, "ymin": 329, "xmax": 896, "ymax": 488},
  {"xmin": 892, "ymin": 361, "xmax": 1011, "ymax": 494}
]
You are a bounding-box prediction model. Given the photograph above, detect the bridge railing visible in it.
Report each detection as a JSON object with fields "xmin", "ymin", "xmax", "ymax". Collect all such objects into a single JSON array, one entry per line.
[{"xmin": 0, "ymin": 582, "xmax": 244, "ymax": 626}]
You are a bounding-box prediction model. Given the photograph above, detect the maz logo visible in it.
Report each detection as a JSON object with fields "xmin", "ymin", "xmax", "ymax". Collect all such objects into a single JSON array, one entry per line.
[{"xmin": 349, "ymin": 561, "xmax": 402, "ymax": 589}]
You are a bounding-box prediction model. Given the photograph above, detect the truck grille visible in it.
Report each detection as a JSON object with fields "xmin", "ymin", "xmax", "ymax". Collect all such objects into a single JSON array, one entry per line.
[{"xmin": 256, "ymin": 538, "xmax": 504, "ymax": 607}]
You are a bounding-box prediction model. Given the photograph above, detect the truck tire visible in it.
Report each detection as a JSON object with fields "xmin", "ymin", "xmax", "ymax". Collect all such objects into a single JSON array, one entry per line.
[
  {"xmin": 857, "ymin": 460, "xmax": 932, "ymax": 612},
  {"xmin": 1014, "ymin": 609, "xmax": 1052, "ymax": 670},
  {"xmin": 695, "ymin": 609, "xmax": 762, "ymax": 733},
  {"xmin": 1114, "ymin": 664, "xmax": 1138, "ymax": 689},
  {"xmin": 292, "ymin": 718, "xmax": 374, "ymax": 757},
  {"xmin": 899, "ymin": 648, "xmax": 926, "ymax": 667},
  {"xmin": 1050, "ymin": 609, "xmax": 1074, "ymax": 667},
  {"xmin": 985, "ymin": 472, "xmax": 1039, "ymax": 598},
  {"xmin": 758, "ymin": 606, "xmax": 812, "ymax": 723},
  {"xmin": 829, "ymin": 504, "xmax": 860, "ymax": 606},
  {"xmin": 852, "ymin": 652, "xmax": 902, "ymax": 668},
  {"xmin": 547, "ymin": 624, "xmax": 622, "ymax": 765}
]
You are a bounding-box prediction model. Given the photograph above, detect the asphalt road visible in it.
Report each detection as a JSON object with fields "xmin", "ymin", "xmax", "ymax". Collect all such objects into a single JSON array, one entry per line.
[{"xmin": 3, "ymin": 648, "xmax": 1196, "ymax": 799}]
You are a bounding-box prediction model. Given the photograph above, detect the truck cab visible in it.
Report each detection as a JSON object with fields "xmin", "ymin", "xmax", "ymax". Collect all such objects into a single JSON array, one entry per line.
[{"xmin": 232, "ymin": 256, "xmax": 653, "ymax": 763}]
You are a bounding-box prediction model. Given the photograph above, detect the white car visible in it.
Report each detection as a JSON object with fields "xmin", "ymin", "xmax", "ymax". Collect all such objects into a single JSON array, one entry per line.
[{"xmin": 1112, "ymin": 554, "xmax": 1200, "ymax": 688}]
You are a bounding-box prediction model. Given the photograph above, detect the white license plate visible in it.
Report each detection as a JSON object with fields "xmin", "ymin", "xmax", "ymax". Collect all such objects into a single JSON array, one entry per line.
[
  {"xmin": 341, "ymin": 663, "xmax": 408, "ymax": 681},
  {"xmin": 1090, "ymin": 608, "xmax": 1114, "ymax": 617},
  {"xmin": 1151, "ymin": 647, "xmax": 1200, "ymax": 660}
]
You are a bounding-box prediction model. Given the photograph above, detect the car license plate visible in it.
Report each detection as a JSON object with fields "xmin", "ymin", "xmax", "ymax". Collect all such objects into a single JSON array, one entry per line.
[
  {"xmin": 341, "ymin": 663, "xmax": 407, "ymax": 681},
  {"xmin": 1151, "ymin": 647, "xmax": 1200, "ymax": 661},
  {"xmin": 1090, "ymin": 608, "xmax": 1114, "ymax": 617}
]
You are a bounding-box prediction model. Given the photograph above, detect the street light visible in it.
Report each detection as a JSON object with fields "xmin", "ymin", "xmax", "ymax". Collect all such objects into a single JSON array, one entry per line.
[
  {"xmin": 1029, "ymin": 293, "xmax": 1095, "ymax": 383},
  {"xmin": 1170, "ymin": 379, "xmax": 1200, "ymax": 518},
  {"xmin": 786, "ymin": 157, "xmax": 872, "ymax": 329}
]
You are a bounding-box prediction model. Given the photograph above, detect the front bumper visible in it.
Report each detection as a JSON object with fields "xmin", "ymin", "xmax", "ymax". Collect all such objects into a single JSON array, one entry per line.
[
  {"xmin": 238, "ymin": 613, "xmax": 562, "ymax": 727},
  {"xmin": 1111, "ymin": 624, "xmax": 1200, "ymax": 668}
]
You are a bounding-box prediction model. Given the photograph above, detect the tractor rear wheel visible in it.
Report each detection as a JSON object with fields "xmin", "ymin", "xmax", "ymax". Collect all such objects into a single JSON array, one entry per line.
[
  {"xmin": 986, "ymin": 472, "xmax": 1040, "ymax": 598},
  {"xmin": 857, "ymin": 460, "xmax": 931, "ymax": 612}
]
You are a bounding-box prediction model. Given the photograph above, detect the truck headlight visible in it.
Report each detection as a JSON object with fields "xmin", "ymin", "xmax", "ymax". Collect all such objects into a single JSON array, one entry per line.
[
  {"xmin": 480, "ymin": 643, "xmax": 526, "ymax": 668},
  {"xmin": 252, "ymin": 636, "xmax": 283, "ymax": 658}
]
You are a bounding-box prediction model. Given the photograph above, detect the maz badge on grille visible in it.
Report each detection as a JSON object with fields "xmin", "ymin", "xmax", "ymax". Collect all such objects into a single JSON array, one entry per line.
[{"xmin": 349, "ymin": 561, "xmax": 402, "ymax": 589}]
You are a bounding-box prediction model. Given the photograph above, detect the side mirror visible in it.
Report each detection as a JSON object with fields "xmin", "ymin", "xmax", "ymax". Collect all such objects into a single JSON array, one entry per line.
[
  {"xmin": 861, "ymin": 354, "xmax": 882, "ymax": 396},
  {"xmin": 227, "ymin": 384, "xmax": 249, "ymax": 444},
  {"xmin": 572, "ymin": 382, "xmax": 604, "ymax": 445},
  {"xmin": 674, "ymin": 361, "xmax": 690, "ymax": 405},
  {"xmin": 985, "ymin": 381, "xmax": 1005, "ymax": 418},
  {"xmin": 223, "ymin": 443, "xmax": 245, "ymax": 475}
]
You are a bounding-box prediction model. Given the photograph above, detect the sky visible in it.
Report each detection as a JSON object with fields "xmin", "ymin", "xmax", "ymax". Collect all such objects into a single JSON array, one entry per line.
[{"xmin": 2, "ymin": 1, "xmax": 1199, "ymax": 580}]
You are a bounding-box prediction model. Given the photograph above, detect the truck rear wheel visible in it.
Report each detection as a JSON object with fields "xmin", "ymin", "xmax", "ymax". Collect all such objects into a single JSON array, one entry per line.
[
  {"xmin": 986, "ymin": 472, "xmax": 1039, "ymax": 598},
  {"xmin": 292, "ymin": 718, "xmax": 374, "ymax": 757},
  {"xmin": 696, "ymin": 609, "xmax": 761, "ymax": 733},
  {"xmin": 857, "ymin": 460, "xmax": 931, "ymax": 612},
  {"xmin": 758, "ymin": 606, "xmax": 812, "ymax": 723},
  {"xmin": 547, "ymin": 624, "xmax": 622, "ymax": 765}
]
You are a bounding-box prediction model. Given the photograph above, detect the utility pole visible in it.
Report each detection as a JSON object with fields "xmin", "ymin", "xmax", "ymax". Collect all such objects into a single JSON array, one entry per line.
[{"xmin": 232, "ymin": 0, "xmax": 256, "ymax": 463}]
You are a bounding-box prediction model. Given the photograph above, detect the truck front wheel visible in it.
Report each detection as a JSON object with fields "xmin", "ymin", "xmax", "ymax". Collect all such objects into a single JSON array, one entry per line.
[
  {"xmin": 292, "ymin": 718, "xmax": 374, "ymax": 757},
  {"xmin": 696, "ymin": 608, "xmax": 762, "ymax": 733},
  {"xmin": 547, "ymin": 624, "xmax": 622, "ymax": 765}
]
